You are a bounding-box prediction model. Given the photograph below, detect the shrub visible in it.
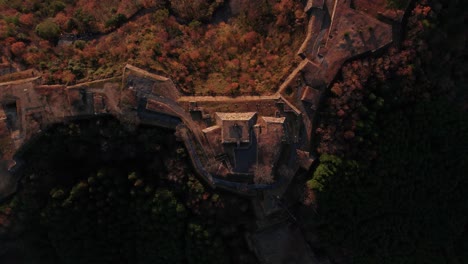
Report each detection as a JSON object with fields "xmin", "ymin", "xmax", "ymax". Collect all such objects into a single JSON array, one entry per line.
[
  {"xmin": 105, "ymin": 13, "xmax": 127, "ymax": 29},
  {"xmin": 10, "ymin": 41, "xmax": 26, "ymax": 56},
  {"xmin": 35, "ymin": 19, "xmax": 61, "ymax": 41},
  {"xmin": 74, "ymin": 40, "xmax": 86, "ymax": 50},
  {"xmin": 386, "ymin": 0, "xmax": 408, "ymax": 9}
]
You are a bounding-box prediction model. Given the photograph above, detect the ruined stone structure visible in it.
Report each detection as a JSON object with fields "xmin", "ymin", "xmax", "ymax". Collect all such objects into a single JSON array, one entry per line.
[
  {"xmin": 215, "ymin": 112, "xmax": 257, "ymax": 145},
  {"xmin": 0, "ymin": 1, "xmax": 407, "ymax": 224},
  {"xmin": 0, "ymin": 2, "xmax": 414, "ymax": 263}
]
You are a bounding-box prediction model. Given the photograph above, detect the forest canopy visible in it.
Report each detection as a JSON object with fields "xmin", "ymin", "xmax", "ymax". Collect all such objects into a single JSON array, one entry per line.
[
  {"xmin": 0, "ymin": 118, "xmax": 256, "ymax": 263},
  {"xmin": 306, "ymin": 0, "xmax": 468, "ymax": 263},
  {"xmin": 0, "ymin": 0, "xmax": 305, "ymax": 95}
]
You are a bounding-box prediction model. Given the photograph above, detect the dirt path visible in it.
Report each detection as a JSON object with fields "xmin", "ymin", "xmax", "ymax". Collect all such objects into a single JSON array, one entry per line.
[
  {"xmin": 0, "ymin": 77, "xmax": 40, "ymax": 87},
  {"xmin": 72, "ymin": 6, "xmax": 158, "ymax": 43}
]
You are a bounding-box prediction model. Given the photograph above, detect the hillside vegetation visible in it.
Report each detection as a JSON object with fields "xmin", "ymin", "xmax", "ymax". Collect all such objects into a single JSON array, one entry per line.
[
  {"xmin": 305, "ymin": 0, "xmax": 468, "ymax": 263},
  {"xmin": 0, "ymin": 0, "xmax": 305, "ymax": 95},
  {"xmin": 0, "ymin": 118, "xmax": 257, "ymax": 263}
]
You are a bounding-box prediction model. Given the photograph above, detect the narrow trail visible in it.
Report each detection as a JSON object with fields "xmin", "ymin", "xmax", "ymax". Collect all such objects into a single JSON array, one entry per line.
[
  {"xmin": 0, "ymin": 77, "xmax": 40, "ymax": 87},
  {"xmin": 71, "ymin": 7, "xmax": 158, "ymax": 43}
]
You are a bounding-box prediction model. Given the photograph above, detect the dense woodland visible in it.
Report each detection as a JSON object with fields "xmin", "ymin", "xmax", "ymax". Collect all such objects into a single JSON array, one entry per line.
[
  {"xmin": 306, "ymin": 0, "xmax": 467, "ymax": 263},
  {"xmin": 0, "ymin": 0, "xmax": 305, "ymax": 95},
  {"xmin": 0, "ymin": 118, "xmax": 257, "ymax": 263}
]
